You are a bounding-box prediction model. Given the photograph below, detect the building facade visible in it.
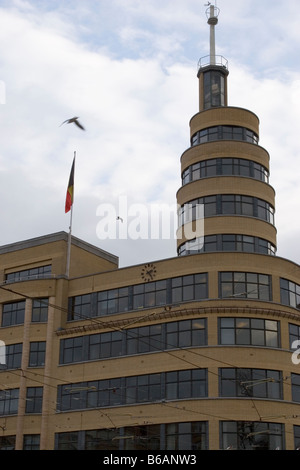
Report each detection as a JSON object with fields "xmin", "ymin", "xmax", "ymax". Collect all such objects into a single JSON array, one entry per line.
[{"xmin": 0, "ymin": 6, "xmax": 300, "ymax": 450}]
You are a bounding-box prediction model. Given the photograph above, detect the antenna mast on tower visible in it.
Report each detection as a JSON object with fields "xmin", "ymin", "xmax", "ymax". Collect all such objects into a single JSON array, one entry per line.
[
  {"xmin": 205, "ymin": 2, "xmax": 220, "ymax": 66},
  {"xmin": 198, "ymin": 2, "xmax": 228, "ymax": 111}
]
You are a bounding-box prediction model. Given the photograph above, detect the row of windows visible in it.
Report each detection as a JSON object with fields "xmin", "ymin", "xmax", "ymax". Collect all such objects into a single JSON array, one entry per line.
[
  {"xmin": 4, "ymin": 317, "xmax": 300, "ymax": 371},
  {"xmin": 178, "ymin": 195, "xmax": 275, "ymax": 226},
  {"xmin": 55, "ymin": 421, "xmax": 287, "ymax": 450},
  {"xmin": 191, "ymin": 126, "xmax": 259, "ymax": 147},
  {"xmin": 1, "ymin": 275, "xmax": 299, "ymax": 329},
  {"xmin": 60, "ymin": 318, "xmax": 206, "ymax": 364},
  {"xmin": 0, "ymin": 387, "xmax": 43, "ymax": 415},
  {"xmin": 3, "ymin": 368, "xmax": 300, "ymax": 419},
  {"xmin": 182, "ymin": 158, "xmax": 269, "ymax": 185},
  {"xmin": 4, "ymin": 265, "xmax": 51, "ymax": 284},
  {"xmin": 7, "ymin": 420, "xmax": 300, "ymax": 450},
  {"xmin": 1, "ymin": 299, "xmax": 48, "ymax": 327},
  {"xmin": 0, "ymin": 435, "xmax": 40, "ymax": 451},
  {"xmin": 59, "ymin": 316, "xmax": 290, "ymax": 365},
  {"xmin": 57, "ymin": 367, "xmax": 289, "ymax": 414},
  {"xmin": 178, "ymin": 235, "xmax": 276, "ymax": 257},
  {"xmin": 57, "ymin": 369, "xmax": 207, "ymax": 412},
  {"xmin": 3, "ymin": 341, "xmax": 46, "ymax": 369},
  {"xmin": 68, "ymin": 271, "xmax": 274, "ymax": 323},
  {"xmin": 68, "ymin": 274, "xmax": 207, "ymax": 321}
]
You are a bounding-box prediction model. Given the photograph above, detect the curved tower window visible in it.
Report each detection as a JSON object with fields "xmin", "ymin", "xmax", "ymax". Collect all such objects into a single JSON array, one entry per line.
[
  {"xmin": 178, "ymin": 195, "xmax": 275, "ymax": 226},
  {"xmin": 178, "ymin": 235, "xmax": 276, "ymax": 257},
  {"xmin": 182, "ymin": 158, "xmax": 269, "ymax": 185},
  {"xmin": 203, "ymin": 70, "xmax": 225, "ymax": 109},
  {"xmin": 191, "ymin": 126, "xmax": 259, "ymax": 146}
]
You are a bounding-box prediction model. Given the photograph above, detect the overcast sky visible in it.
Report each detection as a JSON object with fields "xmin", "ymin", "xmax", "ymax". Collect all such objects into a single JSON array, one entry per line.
[{"xmin": 0, "ymin": 0, "xmax": 299, "ymax": 268}]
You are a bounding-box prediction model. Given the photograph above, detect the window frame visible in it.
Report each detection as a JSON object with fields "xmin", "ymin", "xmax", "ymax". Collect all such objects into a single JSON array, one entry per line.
[
  {"xmin": 219, "ymin": 272, "xmax": 272, "ymax": 301},
  {"xmin": 218, "ymin": 317, "xmax": 280, "ymax": 348}
]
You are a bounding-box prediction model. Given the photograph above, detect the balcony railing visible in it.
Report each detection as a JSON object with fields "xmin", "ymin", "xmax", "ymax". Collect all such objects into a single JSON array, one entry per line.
[{"xmin": 197, "ymin": 55, "xmax": 228, "ymax": 72}]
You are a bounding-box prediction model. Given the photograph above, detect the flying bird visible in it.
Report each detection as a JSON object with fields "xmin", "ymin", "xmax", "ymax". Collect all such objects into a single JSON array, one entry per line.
[{"xmin": 60, "ymin": 117, "xmax": 85, "ymax": 130}]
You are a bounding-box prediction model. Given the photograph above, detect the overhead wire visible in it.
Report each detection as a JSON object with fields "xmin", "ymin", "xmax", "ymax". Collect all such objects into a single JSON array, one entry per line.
[{"xmin": 0, "ymin": 280, "xmax": 298, "ymax": 434}]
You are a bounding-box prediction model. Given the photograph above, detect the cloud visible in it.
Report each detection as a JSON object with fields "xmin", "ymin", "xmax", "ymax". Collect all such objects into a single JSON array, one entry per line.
[{"xmin": 0, "ymin": 0, "xmax": 298, "ymax": 268}]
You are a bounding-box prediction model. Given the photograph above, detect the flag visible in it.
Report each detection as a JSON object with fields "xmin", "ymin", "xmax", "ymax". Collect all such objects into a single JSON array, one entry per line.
[{"xmin": 65, "ymin": 157, "xmax": 75, "ymax": 213}]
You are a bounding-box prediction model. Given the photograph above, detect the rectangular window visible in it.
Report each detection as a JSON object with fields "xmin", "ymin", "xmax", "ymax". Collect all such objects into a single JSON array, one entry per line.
[
  {"xmin": 219, "ymin": 368, "xmax": 282, "ymax": 399},
  {"xmin": 25, "ymin": 387, "xmax": 43, "ymax": 414},
  {"xmin": 93, "ymin": 331, "xmax": 123, "ymax": 360},
  {"xmin": 32, "ymin": 299, "xmax": 48, "ymax": 323},
  {"xmin": 125, "ymin": 374, "xmax": 161, "ymax": 404},
  {"xmin": 29, "ymin": 342, "xmax": 46, "ymax": 367},
  {"xmin": 126, "ymin": 324, "xmax": 162, "ymax": 356},
  {"xmin": 289, "ymin": 323, "xmax": 300, "ymax": 349},
  {"xmin": 166, "ymin": 319, "xmax": 206, "ymax": 349},
  {"xmin": 294, "ymin": 426, "xmax": 300, "ymax": 450},
  {"xmin": 60, "ymin": 336, "xmax": 84, "ymax": 364},
  {"xmin": 84, "ymin": 429, "xmax": 120, "ymax": 451},
  {"xmin": 5, "ymin": 265, "xmax": 51, "ymax": 283},
  {"xmin": 292, "ymin": 374, "xmax": 300, "ymax": 402},
  {"xmin": 2, "ymin": 301, "xmax": 25, "ymax": 327},
  {"xmin": 0, "ymin": 436, "xmax": 15, "ymax": 450},
  {"xmin": 5, "ymin": 343, "xmax": 22, "ymax": 370},
  {"xmin": 171, "ymin": 274, "xmax": 208, "ymax": 303},
  {"xmin": 23, "ymin": 435, "xmax": 40, "ymax": 450},
  {"xmin": 222, "ymin": 235, "xmax": 236, "ymax": 251},
  {"xmin": 219, "ymin": 272, "xmax": 272, "ymax": 301},
  {"xmin": 199, "ymin": 129, "xmax": 208, "ymax": 144},
  {"xmin": 0, "ymin": 388, "xmax": 19, "ymax": 415},
  {"xmin": 133, "ymin": 281, "xmax": 167, "ymax": 310},
  {"xmin": 220, "ymin": 421, "xmax": 284, "ymax": 450},
  {"xmin": 203, "ymin": 196, "xmax": 217, "ymax": 217},
  {"xmin": 97, "ymin": 287, "xmax": 130, "ymax": 316},
  {"xmin": 219, "ymin": 317, "xmax": 280, "ymax": 347},
  {"xmin": 221, "ymin": 195, "xmax": 235, "ymax": 215},
  {"xmin": 191, "ymin": 162, "xmax": 201, "ymax": 181},
  {"xmin": 165, "ymin": 422, "xmax": 208, "ymax": 450},
  {"xmin": 280, "ymin": 279, "xmax": 300, "ymax": 309},
  {"xmin": 123, "ymin": 424, "xmax": 161, "ymax": 451},
  {"xmin": 68, "ymin": 294, "xmax": 92, "ymax": 321},
  {"xmin": 241, "ymin": 196, "xmax": 254, "ymax": 216},
  {"xmin": 56, "ymin": 432, "xmax": 80, "ymax": 450},
  {"xmin": 191, "ymin": 133, "xmax": 199, "ymax": 146},
  {"xmin": 165, "ymin": 369, "xmax": 207, "ymax": 400},
  {"xmin": 86, "ymin": 378, "xmax": 122, "ymax": 408}
]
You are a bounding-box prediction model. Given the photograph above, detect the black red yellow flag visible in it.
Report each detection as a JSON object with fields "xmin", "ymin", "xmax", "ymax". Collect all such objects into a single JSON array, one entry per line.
[{"xmin": 65, "ymin": 157, "xmax": 75, "ymax": 213}]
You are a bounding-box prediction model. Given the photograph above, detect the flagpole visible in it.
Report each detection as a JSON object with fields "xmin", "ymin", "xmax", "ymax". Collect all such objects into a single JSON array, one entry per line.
[
  {"xmin": 66, "ymin": 203, "xmax": 73, "ymax": 278},
  {"xmin": 65, "ymin": 151, "xmax": 76, "ymax": 278}
]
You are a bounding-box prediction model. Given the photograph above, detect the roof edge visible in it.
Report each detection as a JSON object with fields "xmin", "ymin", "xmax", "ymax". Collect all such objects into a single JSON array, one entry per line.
[{"xmin": 0, "ymin": 231, "xmax": 119, "ymax": 265}]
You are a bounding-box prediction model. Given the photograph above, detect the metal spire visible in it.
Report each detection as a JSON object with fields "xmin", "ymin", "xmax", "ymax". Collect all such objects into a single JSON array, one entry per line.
[{"xmin": 205, "ymin": 2, "xmax": 220, "ymax": 65}]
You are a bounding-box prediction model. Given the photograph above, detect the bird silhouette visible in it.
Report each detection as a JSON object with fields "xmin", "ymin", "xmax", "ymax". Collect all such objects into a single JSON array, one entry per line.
[
  {"xmin": 60, "ymin": 117, "xmax": 85, "ymax": 130},
  {"xmin": 116, "ymin": 216, "xmax": 124, "ymax": 223}
]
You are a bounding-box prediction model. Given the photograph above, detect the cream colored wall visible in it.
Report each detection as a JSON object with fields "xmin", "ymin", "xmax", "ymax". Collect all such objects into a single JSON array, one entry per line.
[
  {"xmin": 177, "ymin": 177, "xmax": 275, "ymax": 205},
  {"xmin": 190, "ymin": 107, "xmax": 260, "ymax": 136},
  {"xmin": 181, "ymin": 141, "xmax": 270, "ymax": 173},
  {"xmin": 0, "ymin": 239, "xmax": 300, "ymax": 449}
]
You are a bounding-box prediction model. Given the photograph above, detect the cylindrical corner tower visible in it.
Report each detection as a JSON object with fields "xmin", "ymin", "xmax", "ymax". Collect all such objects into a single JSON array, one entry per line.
[{"xmin": 176, "ymin": 5, "xmax": 276, "ymax": 258}]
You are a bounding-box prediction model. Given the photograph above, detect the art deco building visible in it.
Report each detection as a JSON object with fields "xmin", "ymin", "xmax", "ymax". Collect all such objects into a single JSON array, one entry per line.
[{"xmin": 0, "ymin": 6, "xmax": 300, "ymax": 451}]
